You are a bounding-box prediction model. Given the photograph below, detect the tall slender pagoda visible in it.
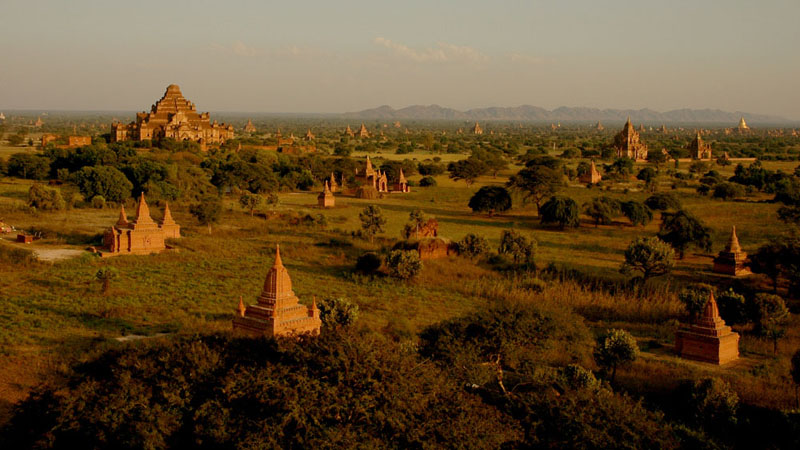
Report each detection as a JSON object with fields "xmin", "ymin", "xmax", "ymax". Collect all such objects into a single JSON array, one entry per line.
[
  {"xmin": 233, "ymin": 245, "xmax": 321, "ymax": 337},
  {"xmin": 713, "ymin": 226, "xmax": 750, "ymax": 276}
]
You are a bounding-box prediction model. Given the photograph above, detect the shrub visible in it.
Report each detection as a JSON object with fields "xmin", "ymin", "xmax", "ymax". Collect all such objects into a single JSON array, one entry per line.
[
  {"xmin": 645, "ymin": 192, "xmax": 681, "ymax": 211},
  {"xmin": 385, "ymin": 250, "xmax": 422, "ymax": 280},
  {"xmin": 620, "ymin": 236, "xmax": 675, "ymax": 281},
  {"xmin": 468, "ymin": 186, "xmax": 512, "ymax": 215},
  {"xmin": 716, "ymin": 288, "xmax": 748, "ymax": 325},
  {"xmin": 90, "ymin": 195, "xmax": 106, "ymax": 209},
  {"xmin": 7, "ymin": 153, "xmax": 50, "ymax": 180},
  {"xmin": 27, "ymin": 184, "xmax": 65, "ymax": 211},
  {"xmin": 317, "ymin": 297, "xmax": 359, "ymax": 328},
  {"xmin": 562, "ymin": 364, "xmax": 599, "ymax": 390},
  {"xmin": 355, "ymin": 252, "xmax": 383, "ymax": 274},
  {"xmin": 498, "ymin": 230, "xmax": 537, "ymax": 264},
  {"xmin": 457, "ymin": 233, "xmax": 490, "ymax": 259},
  {"xmin": 594, "ymin": 329, "xmax": 638, "ymax": 383},
  {"xmin": 712, "ymin": 182, "xmax": 745, "ymax": 200},
  {"xmin": 684, "ymin": 378, "xmax": 739, "ymax": 433},
  {"xmin": 418, "ymin": 176, "xmax": 437, "ymax": 187},
  {"xmin": 678, "ymin": 285, "xmax": 712, "ymax": 320}
]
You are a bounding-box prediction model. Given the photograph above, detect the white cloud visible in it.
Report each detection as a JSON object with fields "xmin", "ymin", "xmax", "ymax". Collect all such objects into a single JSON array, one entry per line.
[
  {"xmin": 373, "ymin": 37, "xmax": 487, "ymax": 63},
  {"xmin": 231, "ymin": 40, "xmax": 258, "ymax": 57}
]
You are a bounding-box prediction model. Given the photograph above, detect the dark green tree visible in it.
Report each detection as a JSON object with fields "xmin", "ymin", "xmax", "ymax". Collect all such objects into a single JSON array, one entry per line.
[
  {"xmin": 620, "ymin": 201, "xmax": 653, "ymax": 227},
  {"xmin": 540, "ymin": 195, "xmax": 580, "ymax": 229},
  {"xmin": 468, "ymin": 186, "xmax": 512, "ymax": 216},
  {"xmin": 620, "ymin": 236, "xmax": 675, "ymax": 281},
  {"xmin": 506, "ymin": 165, "xmax": 563, "ymax": 214},
  {"xmin": 72, "ymin": 166, "xmax": 133, "ymax": 203},
  {"xmin": 657, "ymin": 210, "xmax": 712, "ymax": 258},
  {"xmin": 594, "ymin": 328, "xmax": 638, "ymax": 384},
  {"xmin": 359, "ymin": 205, "xmax": 387, "ymax": 243},
  {"xmin": 190, "ymin": 195, "xmax": 223, "ymax": 233}
]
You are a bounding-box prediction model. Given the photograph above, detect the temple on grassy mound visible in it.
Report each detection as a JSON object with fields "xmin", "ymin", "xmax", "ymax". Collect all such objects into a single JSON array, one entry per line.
[
  {"xmin": 233, "ymin": 245, "xmax": 321, "ymax": 337},
  {"xmin": 613, "ymin": 117, "xmax": 648, "ymax": 161},
  {"xmin": 713, "ymin": 226, "xmax": 750, "ymax": 276},
  {"xmin": 675, "ymin": 291, "xmax": 739, "ymax": 365},
  {"xmin": 101, "ymin": 194, "xmax": 180, "ymax": 257},
  {"xmin": 111, "ymin": 84, "xmax": 234, "ymax": 145}
]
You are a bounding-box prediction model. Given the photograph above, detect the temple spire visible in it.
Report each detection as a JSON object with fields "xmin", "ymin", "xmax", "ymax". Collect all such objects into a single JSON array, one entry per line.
[
  {"xmin": 702, "ymin": 291, "xmax": 720, "ymax": 320},
  {"xmin": 725, "ymin": 226, "xmax": 742, "ymax": 253},
  {"xmin": 116, "ymin": 205, "xmax": 129, "ymax": 227},
  {"xmin": 238, "ymin": 296, "xmax": 246, "ymax": 317},
  {"xmin": 274, "ymin": 244, "xmax": 283, "ymax": 268},
  {"xmin": 161, "ymin": 201, "xmax": 175, "ymax": 225},
  {"xmin": 133, "ymin": 192, "xmax": 155, "ymax": 225}
]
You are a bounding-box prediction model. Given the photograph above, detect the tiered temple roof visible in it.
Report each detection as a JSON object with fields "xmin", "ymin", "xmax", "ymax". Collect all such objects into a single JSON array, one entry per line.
[
  {"xmin": 110, "ymin": 84, "xmax": 234, "ymax": 145},
  {"xmin": 613, "ymin": 117, "xmax": 648, "ymax": 161},
  {"xmin": 675, "ymin": 292, "xmax": 739, "ymax": 364},
  {"xmin": 233, "ymin": 246, "xmax": 321, "ymax": 337}
]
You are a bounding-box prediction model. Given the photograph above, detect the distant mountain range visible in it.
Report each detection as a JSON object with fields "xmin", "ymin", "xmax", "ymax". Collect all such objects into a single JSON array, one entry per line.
[{"xmin": 342, "ymin": 105, "xmax": 791, "ymax": 124}]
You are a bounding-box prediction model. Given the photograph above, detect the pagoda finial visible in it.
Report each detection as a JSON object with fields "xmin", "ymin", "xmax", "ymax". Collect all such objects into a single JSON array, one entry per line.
[
  {"xmin": 312, "ymin": 295, "xmax": 318, "ymax": 310},
  {"xmin": 274, "ymin": 244, "xmax": 283, "ymax": 267},
  {"xmin": 726, "ymin": 226, "xmax": 742, "ymax": 253},
  {"xmin": 238, "ymin": 295, "xmax": 246, "ymax": 317},
  {"xmin": 702, "ymin": 291, "xmax": 720, "ymax": 320},
  {"xmin": 116, "ymin": 204, "xmax": 129, "ymax": 227}
]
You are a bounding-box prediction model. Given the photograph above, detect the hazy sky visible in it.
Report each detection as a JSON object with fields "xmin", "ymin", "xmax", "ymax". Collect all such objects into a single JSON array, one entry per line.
[{"xmin": 1, "ymin": 0, "xmax": 798, "ymax": 118}]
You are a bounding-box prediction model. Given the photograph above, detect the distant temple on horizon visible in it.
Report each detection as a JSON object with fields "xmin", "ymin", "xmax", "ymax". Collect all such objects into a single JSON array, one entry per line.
[
  {"xmin": 111, "ymin": 84, "xmax": 234, "ymax": 145},
  {"xmin": 687, "ymin": 131, "xmax": 712, "ymax": 160},
  {"xmin": 612, "ymin": 117, "xmax": 648, "ymax": 161}
]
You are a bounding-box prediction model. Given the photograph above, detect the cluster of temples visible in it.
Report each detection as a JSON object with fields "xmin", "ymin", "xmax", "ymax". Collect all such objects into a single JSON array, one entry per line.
[
  {"xmin": 101, "ymin": 194, "xmax": 180, "ymax": 257},
  {"xmin": 233, "ymin": 246, "xmax": 321, "ymax": 337},
  {"xmin": 354, "ymin": 156, "xmax": 409, "ymax": 193},
  {"xmin": 111, "ymin": 84, "xmax": 234, "ymax": 145},
  {"xmin": 613, "ymin": 117, "xmax": 648, "ymax": 161}
]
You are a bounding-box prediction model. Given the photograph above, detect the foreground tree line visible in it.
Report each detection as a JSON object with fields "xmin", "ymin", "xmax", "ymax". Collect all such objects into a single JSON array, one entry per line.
[{"xmin": 4, "ymin": 301, "xmax": 800, "ymax": 449}]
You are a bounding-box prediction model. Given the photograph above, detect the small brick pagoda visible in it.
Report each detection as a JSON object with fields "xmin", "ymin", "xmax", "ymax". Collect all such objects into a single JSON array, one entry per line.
[
  {"xmin": 579, "ymin": 160, "xmax": 602, "ymax": 184},
  {"xmin": 101, "ymin": 193, "xmax": 180, "ymax": 257},
  {"xmin": 392, "ymin": 169, "xmax": 410, "ymax": 193},
  {"xmin": 233, "ymin": 245, "xmax": 321, "ymax": 337},
  {"xmin": 675, "ymin": 291, "xmax": 739, "ymax": 365},
  {"xmin": 713, "ymin": 226, "xmax": 750, "ymax": 276},
  {"xmin": 318, "ymin": 181, "xmax": 335, "ymax": 208}
]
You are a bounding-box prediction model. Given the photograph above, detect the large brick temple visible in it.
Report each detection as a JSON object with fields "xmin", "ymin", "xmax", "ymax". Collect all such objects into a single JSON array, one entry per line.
[
  {"xmin": 233, "ymin": 245, "xmax": 322, "ymax": 337},
  {"xmin": 613, "ymin": 117, "xmax": 648, "ymax": 161},
  {"xmin": 111, "ymin": 84, "xmax": 234, "ymax": 145}
]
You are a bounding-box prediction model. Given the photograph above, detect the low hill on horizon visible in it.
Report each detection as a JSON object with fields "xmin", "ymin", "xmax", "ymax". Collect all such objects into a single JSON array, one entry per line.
[{"xmin": 343, "ymin": 104, "xmax": 791, "ymax": 124}]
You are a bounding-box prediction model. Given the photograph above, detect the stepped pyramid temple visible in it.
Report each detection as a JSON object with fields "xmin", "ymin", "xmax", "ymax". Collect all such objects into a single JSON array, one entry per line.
[
  {"xmin": 613, "ymin": 117, "xmax": 648, "ymax": 161},
  {"xmin": 111, "ymin": 84, "xmax": 234, "ymax": 145},
  {"xmin": 355, "ymin": 156, "xmax": 388, "ymax": 192},
  {"xmin": 318, "ymin": 181, "xmax": 335, "ymax": 208},
  {"xmin": 101, "ymin": 194, "xmax": 180, "ymax": 257},
  {"xmin": 688, "ymin": 131, "xmax": 712, "ymax": 160},
  {"xmin": 713, "ymin": 226, "xmax": 750, "ymax": 276},
  {"xmin": 472, "ymin": 122, "xmax": 483, "ymax": 135},
  {"xmin": 233, "ymin": 246, "xmax": 322, "ymax": 337},
  {"xmin": 243, "ymin": 119, "xmax": 256, "ymax": 133},
  {"xmin": 579, "ymin": 160, "xmax": 602, "ymax": 184},
  {"xmin": 675, "ymin": 292, "xmax": 739, "ymax": 364}
]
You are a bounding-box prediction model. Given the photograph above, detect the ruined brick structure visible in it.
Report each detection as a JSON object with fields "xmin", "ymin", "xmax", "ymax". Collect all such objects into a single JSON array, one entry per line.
[
  {"xmin": 713, "ymin": 226, "xmax": 750, "ymax": 276},
  {"xmin": 579, "ymin": 160, "xmax": 602, "ymax": 184},
  {"xmin": 101, "ymin": 194, "xmax": 180, "ymax": 257},
  {"xmin": 613, "ymin": 117, "xmax": 648, "ymax": 161},
  {"xmin": 67, "ymin": 136, "xmax": 92, "ymax": 147},
  {"xmin": 687, "ymin": 131, "xmax": 712, "ymax": 160},
  {"xmin": 110, "ymin": 84, "xmax": 234, "ymax": 145},
  {"xmin": 675, "ymin": 292, "xmax": 739, "ymax": 364},
  {"xmin": 232, "ymin": 245, "xmax": 322, "ymax": 337}
]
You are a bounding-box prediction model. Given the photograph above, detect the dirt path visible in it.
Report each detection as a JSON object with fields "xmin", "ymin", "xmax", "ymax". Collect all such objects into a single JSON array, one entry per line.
[{"xmin": 33, "ymin": 248, "xmax": 85, "ymax": 262}]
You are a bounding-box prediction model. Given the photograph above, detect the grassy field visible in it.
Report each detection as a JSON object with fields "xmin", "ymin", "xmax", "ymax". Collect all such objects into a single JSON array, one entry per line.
[{"xmin": 0, "ymin": 158, "xmax": 798, "ymax": 421}]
